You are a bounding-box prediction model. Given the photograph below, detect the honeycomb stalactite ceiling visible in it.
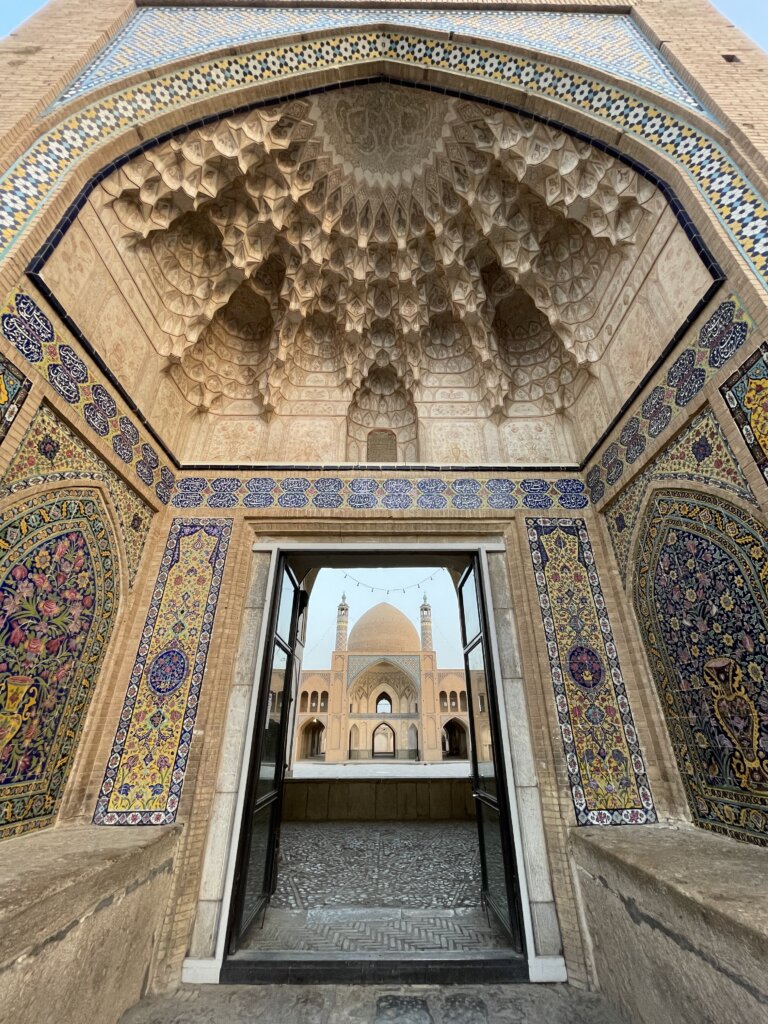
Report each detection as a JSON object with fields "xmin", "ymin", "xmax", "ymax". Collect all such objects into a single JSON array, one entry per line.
[{"xmin": 95, "ymin": 84, "xmax": 670, "ymax": 432}]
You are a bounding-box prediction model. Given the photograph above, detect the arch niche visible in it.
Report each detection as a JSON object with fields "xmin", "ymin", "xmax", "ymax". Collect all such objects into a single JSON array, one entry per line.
[
  {"xmin": 22, "ymin": 29, "xmax": 724, "ymax": 472},
  {"xmin": 299, "ymin": 720, "xmax": 326, "ymax": 760},
  {"xmin": 442, "ymin": 718, "xmax": 469, "ymax": 760},
  {"xmin": 0, "ymin": 485, "xmax": 122, "ymax": 840},
  {"xmin": 372, "ymin": 722, "xmax": 396, "ymax": 758},
  {"xmin": 632, "ymin": 486, "xmax": 768, "ymax": 846}
]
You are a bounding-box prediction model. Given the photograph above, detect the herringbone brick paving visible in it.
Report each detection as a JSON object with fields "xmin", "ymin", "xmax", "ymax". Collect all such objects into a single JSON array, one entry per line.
[{"xmin": 245, "ymin": 907, "xmax": 508, "ymax": 953}]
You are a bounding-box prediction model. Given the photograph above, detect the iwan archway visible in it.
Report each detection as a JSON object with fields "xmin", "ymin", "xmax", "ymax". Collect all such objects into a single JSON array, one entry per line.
[{"xmin": 2, "ymin": 5, "xmax": 768, "ymax": 1023}]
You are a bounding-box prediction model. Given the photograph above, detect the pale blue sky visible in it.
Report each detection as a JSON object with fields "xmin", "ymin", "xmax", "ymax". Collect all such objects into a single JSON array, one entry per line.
[
  {"xmin": 304, "ymin": 567, "xmax": 464, "ymax": 669},
  {"xmin": 1, "ymin": 1, "xmax": 767, "ymax": 49}
]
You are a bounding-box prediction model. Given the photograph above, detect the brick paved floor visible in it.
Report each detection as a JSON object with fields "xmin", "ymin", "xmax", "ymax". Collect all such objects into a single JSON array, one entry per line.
[
  {"xmin": 272, "ymin": 821, "xmax": 482, "ymax": 909},
  {"xmin": 241, "ymin": 821, "xmax": 508, "ymax": 952},
  {"xmin": 121, "ymin": 983, "xmax": 622, "ymax": 1023}
]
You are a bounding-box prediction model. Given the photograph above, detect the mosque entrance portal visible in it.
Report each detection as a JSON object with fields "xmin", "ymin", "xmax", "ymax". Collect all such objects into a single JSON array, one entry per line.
[{"xmin": 222, "ymin": 549, "xmax": 526, "ymax": 981}]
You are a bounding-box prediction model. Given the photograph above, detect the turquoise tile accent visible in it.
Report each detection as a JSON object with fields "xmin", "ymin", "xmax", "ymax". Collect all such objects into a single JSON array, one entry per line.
[
  {"xmin": 1, "ymin": 30, "xmax": 765, "ymax": 295},
  {"xmin": 55, "ymin": 9, "xmax": 704, "ymax": 113}
]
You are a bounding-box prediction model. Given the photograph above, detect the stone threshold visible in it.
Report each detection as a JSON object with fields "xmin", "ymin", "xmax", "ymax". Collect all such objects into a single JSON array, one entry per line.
[{"xmin": 221, "ymin": 948, "xmax": 527, "ymax": 985}]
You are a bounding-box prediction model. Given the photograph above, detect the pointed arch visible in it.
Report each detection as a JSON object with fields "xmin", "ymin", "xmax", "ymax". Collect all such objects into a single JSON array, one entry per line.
[
  {"xmin": 372, "ymin": 722, "xmax": 396, "ymax": 758},
  {"xmin": 632, "ymin": 486, "xmax": 768, "ymax": 846},
  {"xmin": 442, "ymin": 718, "xmax": 469, "ymax": 760},
  {"xmin": 349, "ymin": 723, "xmax": 360, "ymax": 759},
  {"xmin": 0, "ymin": 486, "xmax": 121, "ymax": 839},
  {"xmin": 376, "ymin": 691, "xmax": 393, "ymax": 714}
]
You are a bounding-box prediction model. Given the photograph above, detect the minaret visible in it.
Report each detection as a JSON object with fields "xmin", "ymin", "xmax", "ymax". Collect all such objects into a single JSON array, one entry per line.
[
  {"xmin": 335, "ymin": 593, "xmax": 349, "ymax": 651},
  {"xmin": 420, "ymin": 593, "xmax": 433, "ymax": 651}
]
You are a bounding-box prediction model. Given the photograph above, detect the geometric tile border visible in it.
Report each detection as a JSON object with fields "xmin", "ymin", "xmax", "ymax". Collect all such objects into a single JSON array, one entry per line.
[
  {"xmin": 94, "ymin": 517, "xmax": 232, "ymax": 825},
  {"xmin": 171, "ymin": 474, "xmax": 589, "ymax": 513},
  {"xmin": 56, "ymin": 9, "xmax": 705, "ymax": 113},
  {"xmin": 527, "ymin": 517, "xmax": 656, "ymax": 826},
  {"xmin": 586, "ymin": 297, "xmax": 754, "ymax": 504},
  {"xmin": 0, "ymin": 290, "xmax": 175, "ymax": 504},
  {"xmin": 0, "ymin": 32, "xmax": 764, "ymax": 291},
  {"xmin": 721, "ymin": 340, "xmax": 768, "ymax": 485}
]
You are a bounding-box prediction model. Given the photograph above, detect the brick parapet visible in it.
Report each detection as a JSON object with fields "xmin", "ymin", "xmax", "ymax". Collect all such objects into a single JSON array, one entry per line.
[
  {"xmin": 635, "ymin": 0, "xmax": 768, "ymax": 180},
  {"xmin": 0, "ymin": 0, "xmax": 134, "ymax": 162}
]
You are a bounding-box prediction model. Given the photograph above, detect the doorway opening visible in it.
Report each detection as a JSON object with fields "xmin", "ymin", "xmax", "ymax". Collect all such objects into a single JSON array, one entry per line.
[
  {"xmin": 298, "ymin": 720, "xmax": 325, "ymax": 760},
  {"xmin": 443, "ymin": 718, "xmax": 469, "ymax": 760},
  {"xmin": 222, "ymin": 551, "xmax": 526, "ymax": 982}
]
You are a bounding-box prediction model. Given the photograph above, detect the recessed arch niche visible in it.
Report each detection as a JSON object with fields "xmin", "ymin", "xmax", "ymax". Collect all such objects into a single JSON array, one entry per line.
[{"xmin": 37, "ymin": 77, "xmax": 715, "ymax": 469}]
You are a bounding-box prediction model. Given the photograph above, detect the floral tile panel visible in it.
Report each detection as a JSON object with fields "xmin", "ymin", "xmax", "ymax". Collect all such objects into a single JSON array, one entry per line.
[{"xmin": 94, "ymin": 517, "xmax": 232, "ymax": 825}]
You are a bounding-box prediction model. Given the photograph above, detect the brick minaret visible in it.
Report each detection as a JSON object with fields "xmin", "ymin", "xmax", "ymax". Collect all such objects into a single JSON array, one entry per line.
[
  {"xmin": 420, "ymin": 593, "xmax": 433, "ymax": 651},
  {"xmin": 335, "ymin": 593, "xmax": 349, "ymax": 650}
]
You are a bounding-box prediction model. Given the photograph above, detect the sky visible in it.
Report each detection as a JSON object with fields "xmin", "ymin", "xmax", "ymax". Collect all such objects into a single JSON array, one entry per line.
[
  {"xmin": 303, "ymin": 567, "xmax": 465, "ymax": 669},
  {"xmin": 1, "ymin": 1, "xmax": 768, "ymax": 48}
]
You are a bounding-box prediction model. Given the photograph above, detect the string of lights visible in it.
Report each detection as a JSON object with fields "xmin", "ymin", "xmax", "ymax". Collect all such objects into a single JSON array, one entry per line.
[{"xmin": 340, "ymin": 568, "xmax": 447, "ymax": 596}]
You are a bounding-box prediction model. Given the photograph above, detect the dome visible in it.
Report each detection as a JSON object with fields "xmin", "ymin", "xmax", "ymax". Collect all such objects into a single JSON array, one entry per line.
[{"xmin": 347, "ymin": 602, "xmax": 421, "ymax": 654}]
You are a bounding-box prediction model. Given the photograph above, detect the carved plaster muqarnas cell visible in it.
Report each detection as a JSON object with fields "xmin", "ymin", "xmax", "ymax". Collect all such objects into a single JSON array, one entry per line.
[{"xmin": 86, "ymin": 84, "xmax": 708, "ymax": 465}]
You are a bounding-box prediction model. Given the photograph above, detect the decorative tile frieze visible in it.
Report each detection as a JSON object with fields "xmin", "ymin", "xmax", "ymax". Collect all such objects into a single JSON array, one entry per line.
[
  {"xmin": 527, "ymin": 517, "xmax": 655, "ymax": 826},
  {"xmin": 0, "ymin": 404, "xmax": 153, "ymax": 584},
  {"xmin": 604, "ymin": 406, "xmax": 756, "ymax": 583},
  {"xmin": 633, "ymin": 489, "xmax": 768, "ymax": 845},
  {"xmin": 586, "ymin": 298, "xmax": 754, "ymax": 505},
  {"xmin": 0, "ymin": 291, "xmax": 175, "ymax": 505},
  {"xmin": 94, "ymin": 517, "xmax": 232, "ymax": 826},
  {"xmin": 0, "ymin": 487, "xmax": 119, "ymax": 839},
  {"xmin": 0, "ymin": 354, "xmax": 31, "ymax": 447},
  {"xmin": 348, "ymin": 654, "xmax": 421, "ymax": 689},
  {"xmin": 720, "ymin": 341, "xmax": 768, "ymax": 484},
  {"xmin": 170, "ymin": 473, "xmax": 588, "ymax": 513},
  {"xmin": 0, "ymin": 31, "xmax": 764, "ymax": 296},
  {"xmin": 56, "ymin": 9, "xmax": 703, "ymax": 113}
]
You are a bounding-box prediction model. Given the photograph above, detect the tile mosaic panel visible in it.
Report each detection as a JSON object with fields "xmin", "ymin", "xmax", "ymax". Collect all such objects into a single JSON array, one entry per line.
[
  {"xmin": 0, "ymin": 404, "xmax": 153, "ymax": 584},
  {"xmin": 633, "ymin": 488, "xmax": 768, "ymax": 845},
  {"xmin": 170, "ymin": 473, "xmax": 588, "ymax": 513},
  {"xmin": 56, "ymin": 10, "xmax": 703, "ymax": 112},
  {"xmin": 0, "ymin": 31, "xmax": 765, "ymax": 294},
  {"xmin": 586, "ymin": 298, "xmax": 754, "ymax": 504},
  {"xmin": 604, "ymin": 406, "xmax": 756, "ymax": 583},
  {"xmin": 0, "ymin": 487, "xmax": 119, "ymax": 839},
  {"xmin": 0, "ymin": 353, "xmax": 31, "ymax": 447},
  {"xmin": 94, "ymin": 517, "xmax": 232, "ymax": 825},
  {"xmin": 0, "ymin": 291, "xmax": 175, "ymax": 505},
  {"xmin": 527, "ymin": 518, "xmax": 655, "ymax": 826},
  {"xmin": 721, "ymin": 340, "xmax": 768, "ymax": 483}
]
